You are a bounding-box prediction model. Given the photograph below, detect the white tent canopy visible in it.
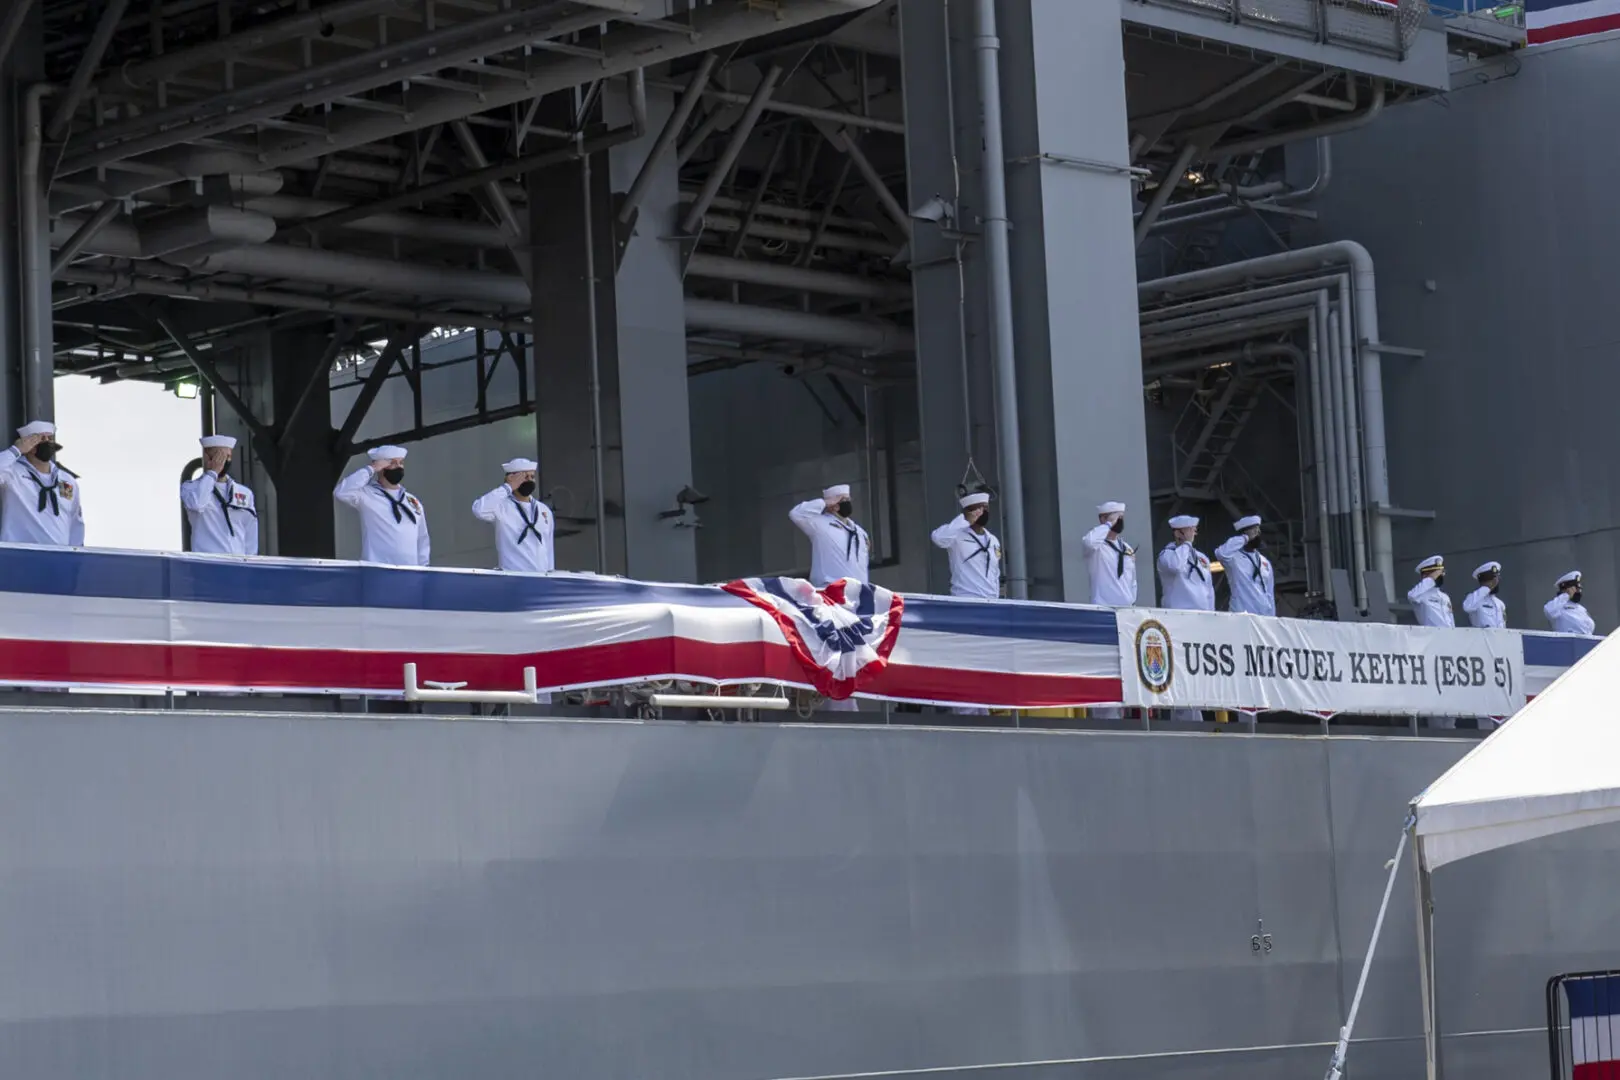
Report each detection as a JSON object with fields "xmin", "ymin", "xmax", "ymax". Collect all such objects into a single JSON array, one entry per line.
[{"xmin": 1413, "ymin": 630, "xmax": 1620, "ymax": 869}]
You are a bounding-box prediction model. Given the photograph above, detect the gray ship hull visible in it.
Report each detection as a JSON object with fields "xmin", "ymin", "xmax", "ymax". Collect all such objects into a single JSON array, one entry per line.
[{"xmin": 0, "ymin": 709, "xmax": 1613, "ymax": 1079}]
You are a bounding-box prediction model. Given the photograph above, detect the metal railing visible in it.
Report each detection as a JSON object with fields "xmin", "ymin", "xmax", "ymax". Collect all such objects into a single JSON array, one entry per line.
[{"xmin": 1132, "ymin": 0, "xmax": 1429, "ymax": 55}]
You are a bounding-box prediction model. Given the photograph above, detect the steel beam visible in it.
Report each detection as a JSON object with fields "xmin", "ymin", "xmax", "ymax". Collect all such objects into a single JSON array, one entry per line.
[
  {"xmin": 56, "ymin": 268, "xmax": 531, "ymax": 332},
  {"xmin": 648, "ymin": 78, "xmax": 907, "ymax": 134},
  {"xmin": 0, "ymin": 0, "xmax": 38, "ymax": 66},
  {"xmin": 334, "ymin": 334, "xmax": 409, "ymax": 455},
  {"xmin": 49, "ymin": 199, "xmax": 122, "ymax": 276},
  {"xmin": 46, "ymin": 0, "xmax": 130, "ymax": 141},
  {"xmin": 152, "ymin": 311, "xmax": 276, "ymax": 451},
  {"xmin": 681, "ymin": 65, "xmax": 783, "ymax": 235},
  {"xmin": 619, "ymin": 51, "xmax": 718, "ymax": 224}
]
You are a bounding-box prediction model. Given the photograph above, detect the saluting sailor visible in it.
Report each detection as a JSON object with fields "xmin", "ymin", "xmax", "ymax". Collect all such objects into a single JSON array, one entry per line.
[
  {"xmin": 180, "ymin": 434, "xmax": 258, "ymax": 556},
  {"xmin": 1462, "ymin": 560, "xmax": 1506, "ymax": 628},
  {"xmin": 333, "ymin": 445, "xmax": 431, "ymax": 566},
  {"xmin": 1214, "ymin": 514, "xmax": 1275, "ymax": 616},
  {"xmin": 1082, "ymin": 500, "xmax": 1137, "ymax": 607},
  {"xmin": 789, "ymin": 483, "xmax": 869, "ymax": 587},
  {"xmin": 1407, "ymin": 555, "xmax": 1454, "ymax": 628},
  {"xmin": 0, "ymin": 420, "xmax": 84, "ymax": 547},
  {"xmin": 471, "ymin": 457, "xmax": 554, "ymax": 573},
  {"xmin": 930, "ymin": 490, "xmax": 1001, "ymax": 599},
  {"xmin": 1545, "ymin": 571, "xmax": 1595, "ymax": 635},
  {"xmin": 1157, "ymin": 514, "xmax": 1215, "ymax": 611}
]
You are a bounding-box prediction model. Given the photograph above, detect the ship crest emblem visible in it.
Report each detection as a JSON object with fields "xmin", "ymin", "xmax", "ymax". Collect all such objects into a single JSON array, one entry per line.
[{"xmin": 1135, "ymin": 619, "xmax": 1173, "ymax": 694}]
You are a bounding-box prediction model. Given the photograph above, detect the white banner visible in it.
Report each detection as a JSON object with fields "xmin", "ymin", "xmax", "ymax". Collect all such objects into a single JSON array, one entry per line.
[{"xmin": 1117, "ymin": 609, "xmax": 1526, "ymax": 717}]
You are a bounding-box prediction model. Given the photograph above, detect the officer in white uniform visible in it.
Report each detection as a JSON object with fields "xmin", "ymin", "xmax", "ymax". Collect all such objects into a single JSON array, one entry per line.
[
  {"xmin": 789, "ymin": 483, "xmax": 869, "ymax": 586},
  {"xmin": 1545, "ymin": 571, "xmax": 1596, "ymax": 635},
  {"xmin": 1214, "ymin": 514, "xmax": 1275, "ymax": 616},
  {"xmin": 334, "ymin": 445, "xmax": 431, "ymax": 566},
  {"xmin": 1081, "ymin": 501, "xmax": 1137, "ymax": 607},
  {"xmin": 180, "ymin": 435, "xmax": 259, "ymax": 556},
  {"xmin": 1407, "ymin": 555, "xmax": 1454, "ymax": 628},
  {"xmin": 930, "ymin": 491, "xmax": 1001, "ymax": 599},
  {"xmin": 0, "ymin": 420, "xmax": 84, "ymax": 547},
  {"xmin": 471, "ymin": 457, "xmax": 554, "ymax": 573},
  {"xmin": 1462, "ymin": 561, "xmax": 1506, "ymax": 629},
  {"xmin": 1157, "ymin": 515, "xmax": 1215, "ymax": 611}
]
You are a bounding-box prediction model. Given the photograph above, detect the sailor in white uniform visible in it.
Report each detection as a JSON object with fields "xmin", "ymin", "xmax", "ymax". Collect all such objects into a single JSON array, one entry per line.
[
  {"xmin": 930, "ymin": 490, "xmax": 1001, "ymax": 599},
  {"xmin": 789, "ymin": 483, "xmax": 869, "ymax": 587},
  {"xmin": 1461, "ymin": 561, "xmax": 1506, "ymax": 629},
  {"xmin": 333, "ymin": 445, "xmax": 431, "ymax": 566},
  {"xmin": 1157, "ymin": 515, "xmax": 1215, "ymax": 611},
  {"xmin": 1214, "ymin": 514, "xmax": 1275, "ymax": 616},
  {"xmin": 180, "ymin": 434, "xmax": 259, "ymax": 556},
  {"xmin": 1407, "ymin": 555, "xmax": 1454, "ymax": 628},
  {"xmin": 471, "ymin": 457, "xmax": 554, "ymax": 573},
  {"xmin": 0, "ymin": 420, "xmax": 84, "ymax": 547},
  {"xmin": 1545, "ymin": 571, "xmax": 1596, "ymax": 635},
  {"xmin": 1081, "ymin": 501, "xmax": 1137, "ymax": 607}
]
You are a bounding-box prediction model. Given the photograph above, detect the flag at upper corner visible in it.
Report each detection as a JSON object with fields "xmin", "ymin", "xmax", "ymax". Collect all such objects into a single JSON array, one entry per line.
[
  {"xmin": 1527, "ymin": 0, "xmax": 1620, "ymax": 45},
  {"xmin": 723, "ymin": 576, "xmax": 903, "ymax": 700}
]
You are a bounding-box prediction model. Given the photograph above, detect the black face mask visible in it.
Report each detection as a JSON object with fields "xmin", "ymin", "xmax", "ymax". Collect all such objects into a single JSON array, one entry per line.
[
  {"xmin": 515, "ymin": 479, "xmax": 536, "ymax": 497},
  {"xmin": 835, "ymin": 499, "xmax": 853, "ymax": 518},
  {"xmin": 1245, "ymin": 535, "xmax": 1264, "ymax": 551},
  {"xmin": 1434, "ymin": 573, "xmax": 1446, "ymax": 588},
  {"xmin": 33, "ymin": 442, "xmax": 55, "ymax": 462},
  {"xmin": 217, "ymin": 466, "xmax": 230, "ymax": 482},
  {"xmin": 381, "ymin": 466, "xmax": 406, "ymax": 485},
  {"xmin": 1572, "ymin": 589, "xmax": 1583, "ymax": 604},
  {"xmin": 1482, "ymin": 576, "xmax": 1498, "ymax": 593},
  {"xmin": 1109, "ymin": 516, "xmax": 1125, "ymax": 535}
]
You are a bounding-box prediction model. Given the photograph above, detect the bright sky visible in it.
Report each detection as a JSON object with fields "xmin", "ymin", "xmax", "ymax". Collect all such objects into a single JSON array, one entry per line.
[{"xmin": 53, "ymin": 374, "xmax": 201, "ymax": 551}]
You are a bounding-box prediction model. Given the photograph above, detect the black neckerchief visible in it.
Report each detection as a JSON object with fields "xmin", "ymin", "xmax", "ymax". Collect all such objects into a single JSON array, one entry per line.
[
  {"xmin": 965, "ymin": 529, "xmax": 995, "ymax": 573},
  {"xmin": 211, "ymin": 480, "xmax": 256, "ymax": 536},
  {"xmin": 1243, "ymin": 549, "xmax": 1264, "ymax": 582},
  {"xmin": 1185, "ymin": 547, "xmax": 1205, "ymax": 582},
  {"xmin": 380, "ymin": 486, "xmax": 416, "ymax": 524},
  {"xmin": 23, "ymin": 467, "xmax": 59, "ymax": 516},
  {"xmin": 830, "ymin": 514, "xmax": 860, "ymax": 561},
  {"xmin": 512, "ymin": 496, "xmax": 542, "ymax": 546},
  {"xmin": 1107, "ymin": 537, "xmax": 1134, "ymax": 578}
]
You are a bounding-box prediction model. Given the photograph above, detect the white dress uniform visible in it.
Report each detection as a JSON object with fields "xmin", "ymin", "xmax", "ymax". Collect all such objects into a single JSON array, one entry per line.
[
  {"xmin": 930, "ymin": 493, "xmax": 1001, "ymax": 599},
  {"xmin": 1081, "ymin": 501, "xmax": 1137, "ymax": 607},
  {"xmin": 790, "ymin": 484, "xmax": 869, "ymax": 586},
  {"xmin": 181, "ymin": 435, "xmax": 259, "ymax": 556},
  {"xmin": 1157, "ymin": 517, "xmax": 1216, "ymax": 611},
  {"xmin": 1407, "ymin": 556, "xmax": 1454, "ymax": 628},
  {"xmin": 334, "ymin": 445, "xmax": 430, "ymax": 566},
  {"xmin": 1215, "ymin": 516, "xmax": 1275, "ymax": 616},
  {"xmin": 0, "ymin": 421, "xmax": 84, "ymax": 547},
  {"xmin": 471, "ymin": 458, "xmax": 554, "ymax": 573},
  {"xmin": 1461, "ymin": 560, "xmax": 1505, "ymax": 628},
  {"xmin": 1545, "ymin": 572, "xmax": 1595, "ymax": 635}
]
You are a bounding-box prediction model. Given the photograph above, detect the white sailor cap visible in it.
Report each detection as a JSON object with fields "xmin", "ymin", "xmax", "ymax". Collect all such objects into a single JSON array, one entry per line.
[
  {"xmin": 501, "ymin": 457, "xmax": 538, "ymax": 474},
  {"xmin": 1097, "ymin": 501, "xmax": 1126, "ymax": 515},
  {"xmin": 367, "ymin": 445, "xmax": 408, "ymax": 461},
  {"xmin": 960, "ymin": 491, "xmax": 990, "ymax": 509},
  {"xmin": 16, "ymin": 420, "xmax": 54, "ymax": 439},
  {"xmin": 1473, "ymin": 560, "xmax": 1502, "ymax": 579},
  {"xmin": 823, "ymin": 483, "xmax": 851, "ymax": 500},
  {"xmin": 1234, "ymin": 515, "xmax": 1262, "ymax": 531},
  {"xmin": 199, "ymin": 434, "xmax": 237, "ymax": 450},
  {"xmin": 1416, "ymin": 555, "xmax": 1444, "ymax": 574},
  {"xmin": 1168, "ymin": 514, "xmax": 1199, "ymax": 529},
  {"xmin": 1557, "ymin": 570, "xmax": 1583, "ymax": 589}
]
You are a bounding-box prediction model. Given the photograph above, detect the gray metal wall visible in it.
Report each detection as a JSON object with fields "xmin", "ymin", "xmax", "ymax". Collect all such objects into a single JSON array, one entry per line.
[
  {"xmin": 1, "ymin": 708, "xmax": 1615, "ymax": 1080},
  {"xmin": 1307, "ymin": 38, "xmax": 1620, "ymax": 633}
]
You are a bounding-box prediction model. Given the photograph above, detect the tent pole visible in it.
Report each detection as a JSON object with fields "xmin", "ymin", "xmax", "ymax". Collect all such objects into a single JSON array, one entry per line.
[
  {"xmin": 1412, "ymin": 823, "xmax": 1443, "ymax": 1080},
  {"xmin": 1324, "ymin": 828, "xmax": 1408, "ymax": 1080}
]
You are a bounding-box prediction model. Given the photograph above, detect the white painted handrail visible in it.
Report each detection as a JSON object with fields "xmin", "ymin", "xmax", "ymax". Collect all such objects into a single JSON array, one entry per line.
[
  {"xmin": 403, "ymin": 663, "xmax": 540, "ymax": 704},
  {"xmin": 648, "ymin": 693, "xmax": 790, "ymax": 711}
]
